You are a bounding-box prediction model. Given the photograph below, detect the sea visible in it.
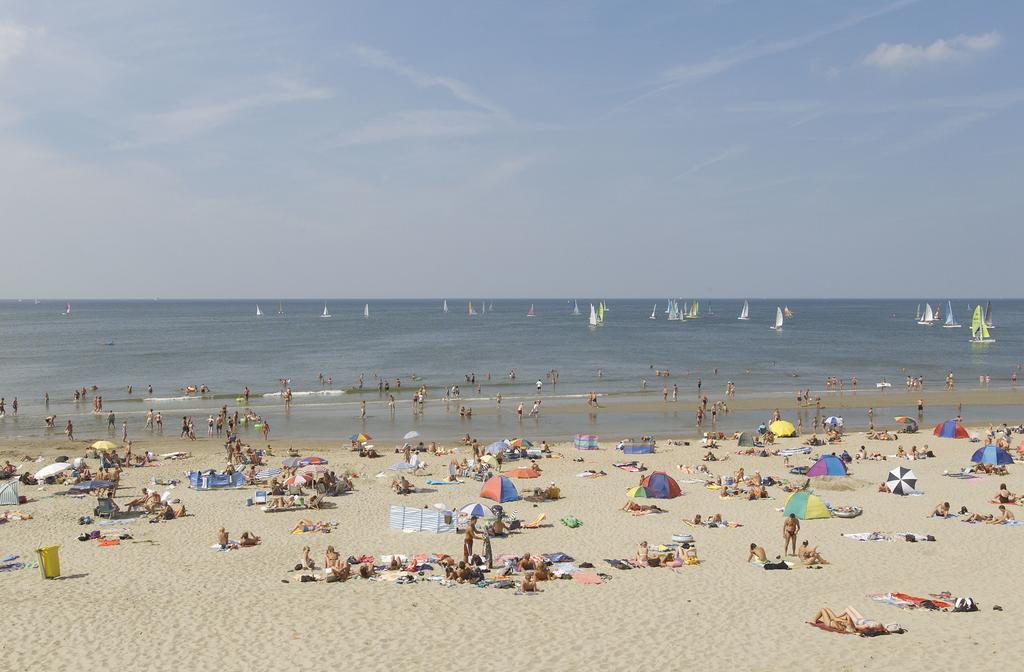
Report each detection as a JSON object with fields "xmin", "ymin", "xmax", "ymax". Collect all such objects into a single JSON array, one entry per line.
[{"xmin": 0, "ymin": 299, "xmax": 1020, "ymax": 444}]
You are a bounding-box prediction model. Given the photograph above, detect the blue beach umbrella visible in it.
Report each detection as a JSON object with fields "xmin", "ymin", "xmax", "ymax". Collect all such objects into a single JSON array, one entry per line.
[
  {"xmin": 486, "ymin": 440, "xmax": 509, "ymax": 455},
  {"xmin": 458, "ymin": 503, "xmax": 491, "ymax": 518}
]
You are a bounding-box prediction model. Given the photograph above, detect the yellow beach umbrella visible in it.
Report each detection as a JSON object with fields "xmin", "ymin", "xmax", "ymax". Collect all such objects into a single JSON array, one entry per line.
[
  {"xmin": 769, "ymin": 420, "xmax": 796, "ymax": 437},
  {"xmin": 481, "ymin": 455, "xmax": 499, "ymax": 469},
  {"xmin": 91, "ymin": 440, "xmax": 119, "ymax": 450}
]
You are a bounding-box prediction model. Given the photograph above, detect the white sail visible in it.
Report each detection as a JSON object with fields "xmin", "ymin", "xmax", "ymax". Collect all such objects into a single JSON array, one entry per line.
[
  {"xmin": 489, "ymin": 302, "xmax": 494, "ymax": 312},
  {"xmin": 943, "ymin": 301, "xmax": 960, "ymax": 328},
  {"xmin": 64, "ymin": 303, "xmax": 72, "ymax": 316},
  {"xmin": 738, "ymin": 300, "xmax": 749, "ymax": 320},
  {"xmin": 442, "ymin": 299, "xmax": 448, "ymax": 313},
  {"xmin": 915, "ymin": 304, "xmax": 921, "ymax": 321},
  {"xmin": 527, "ymin": 304, "xmax": 535, "ymax": 317},
  {"xmin": 364, "ymin": 303, "xmax": 369, "ymax": 318},
  {"xmin": 985, "ymin": 301, "xmax": 994, "ymax": 329},
  {"xmin": 572, "ymin": 300, "xmax": 580, "ymax": 316},
  {"xmin": 650, "ymin": 304, "xmax": 657, "ymax": 320},
  {"xmin": 256, "ymin": 304, "xmax": 263, "ymax": 317},
  {"xmin": 918, "ymin": 303, "xmax": 934, "ymax": 325},
  {"xmin": 770, "ymin": 306, "xmax": 783, "ymax": 330},
  {"xmin": 277, "ymin": 301, "xmax": 284, "ymax": 315},
  {"xmin": 588, "ymin": 303, "xmax": 598, "ymax": 327},
  {"xmin": 321, "ymin": 303, "xmax": 331, "ymax": 318}
]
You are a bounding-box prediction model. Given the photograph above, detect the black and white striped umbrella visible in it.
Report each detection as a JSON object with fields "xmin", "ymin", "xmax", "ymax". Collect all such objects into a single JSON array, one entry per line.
[{"xmin": 886, "ymin": 466, "xmax": 918, "ymax": 495}]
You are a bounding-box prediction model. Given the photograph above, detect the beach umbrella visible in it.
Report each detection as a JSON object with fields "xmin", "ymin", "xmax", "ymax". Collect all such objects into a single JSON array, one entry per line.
[
  {"xmin": 297, "ymin": 456, "xmax": 328, "ymax": 466},
  {"xmin": 299, "ymin": 464, "xmax": 330, "ymax": 477},
  {"xmin": 350, "ymin": 433, "xmax": 372, "ymax": 442},
  {"xmin": 885, "ymin": 467, "xmax": 918, "ymax": 495},
  {"xmin": 505, "ymin": 467, "xmax": 541, "ymax": 479},
  {"xmin": 933, "ymin": 420, "xmax": 969, "ymax": 439},
  {"xmin": 769, "ymin": 420, "xmax": 796, "ymax": 437},
  {"xmin": 283, "ymin": 473, "xmax": 313, "ymax": 486},
  {"xmin": 640, "ymin": 472, "xmax": 682, "ymax": 499},
  {"xmin": 783, "ymin": 491, "xmax": 832, "ymax": 519},
  {"xmin": 480, "ymin": 475, "xmax": 519, "ymax": 502},
  {"xmin": 255, "ymin": 467, "xmax": 283, "ymax": 480},
  {"xmin": 480, "ymin": 455, "xmax": 499, "ymax": 469},
  {"xmin": 91, "ymin": 440, "xmax": 119, "ymax": 451},
  {"xmin": 34, "ymin": 462, "xmax": 71, "ymax": 480},
  {"xmin": 486, "ymin": 440, "xmax": 509, "ymax": 455},
  {"xmin": 403, "ymin": 431, "xmax": 420, "ymax": 440},
  {"xmin": 626, "ymin": 485, "xmax": 653, "ymax": 498},
  {"xmin": 458, "ymin": 503, "xmax": 491, "ymax": 518},
  {"xmin": 971, "ymin": 445, "xmax": 1014, "ymax": 466},
  {"xmin": 824, "ymin": 416, "xmax": 843, "ymax": 427},
  {"xmin": 894, "ymin": 417, "xmax": 919, "ymax": 433},
  {"xmin": 282, "ymin": 457, "xmax": 302, "ymax": 468},
  {"xmin": 806, "ymin": 455, "xmax": 848, "ymax": 477},
  {"xmin": 69, "ymin": 479, "xmax": 114, "ymax": 492},
  {"xmin": 507, "ymin": 438, "xmax": 533, "ymax": 449}
]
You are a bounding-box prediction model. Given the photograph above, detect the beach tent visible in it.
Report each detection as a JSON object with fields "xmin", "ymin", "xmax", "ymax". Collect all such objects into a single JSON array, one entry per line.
[
  {"xmin": 626, "ymin": 485, "xmax": 653, "ymax": 498},
  {"xmin": 480, "ymin": 475, "xmax": 519, "ymax": 502},
  {"xmin": 769, "ymin": 420, "xmax": 797, "ymax": 437},
  {"xmin": 388, "ymin": 506, "xmax": 456, "ymax": 533},
  {"xmin": 574, "ymin": 434, "xmax": 599, "ymax": 450},
  {"xmin": 783, "ymin": 491, "xmax": 832, "ymax": 519},
  {"xmin": 640, "ymin": 472, "xmax": 682, "ymax": 499},
  {"xmin": 620, "ymin": 441, "xmax": 655, "ymax": 455},
  {"xmin": 187, "ymin": 470, "xmax": 246, "ymax": 490},
  {"xmin": 505, "ymin": 468, "xmax": 541, "ymax": 479},
  {"xmin": 885, "ymin": 467, "xmax": 918, "ymax": 495},
  {"xmin": 894, "ymin": 417, "xmax": 919, "ymax": 433},
  {"xmin": 737, "ymin": 432, "xmax": 756, "ymax": 447},
  {"xmin": 806, "ymin": 455, "xmax": 848, "ymax": 477},
  {"xmin": 933, "ymin": 420, "xmax": 969, "ymax": 439},
  {"xmin": 971, "ymin": 445, "xmax": 1014, "ymax": 466},
  {"xmin": 0, "ymin": 480, "xmax": 18, "ymax": 506},
  {"xmin": 486, "ymin": 440, "xmax": 509, "ymax": 455}
]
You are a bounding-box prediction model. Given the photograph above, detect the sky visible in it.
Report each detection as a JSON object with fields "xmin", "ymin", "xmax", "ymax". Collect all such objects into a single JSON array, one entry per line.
[{"xmin": 0, "ymin": 0, "xmax": 1021, "ymax": 299}]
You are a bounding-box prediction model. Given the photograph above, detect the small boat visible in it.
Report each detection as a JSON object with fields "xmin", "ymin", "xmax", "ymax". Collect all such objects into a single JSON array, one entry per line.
[
  {"xmin": 277, "ymin": 301, "xmax": 284, "ymax": 315},
  {"xmin": 320, "ymin": 303, "xmax": 332, "ymax": 319},
  {"xmin": 667, "ymin": 300, "xmax": 681, "ymax": 321},
  {"xmin": 256, "ymin": 305, "xmax": 263, "ymax": 317},
  {"xmin": 527, "ymin": 304, "xmax": 535, "ymax": 318},
  {"xmin": 489, "ymin": 301, "xmax": 494, "ymax": 312},
  {"xmin": 649, "ymin": 304, "xmax": 657, "ymax": 320},
  {"xmin": 598, "ymin": 302, "xmax": 605, "ymax": 324},
  {"xmin": 970, "ymin": 305, "xmax": 994, "ymax": 344},
  {"xmin": 915, "ymin": 304, "xmax": 921, "ymax": 321},
  {"xmin": 588, "ymin": 303, "xmax": 598, "ymax": 328},
  {"xmin": 685, "ymin": 300, "xmax": 699, "ymax": 319},
  {"xmin": 442, "ymin": 299, "xmax": 449, "ymax": 314},
  {"xmin": 942, "ymin": 301, "xmax": 960, "ymax": 328},
  {"xmin": 984, "ymin": 301, "xmax": 994, "ymax": 330},
  {"xmin": 783, "ymin": 306, "xmax": 793, "ymax": 318},
  {"xmin": 481, "ymin": 301, "xmax": 487, "ymax": 315},
  {"xmin": 572, "ymin": 299, "xmax": 580, "ymax": 316},
  {"xmin": 63, "ymin": 303, "xmax": 72, "ymax": 317},
  {"xmin": 468, "ymin": 301, "xmax": 477, "ymax": 316},
  {"xmin": 738, "ymin": 300, "xmax": 749, "ymax": 321},
  {"xmin": 769, "ymin": 306, "xmax": 783, "ymax": 331},
  {"xmin": 364, "ymin": 303, "xmax": 370, "ymax": 319},
  {"xmin": 917, "ymin": 303, "xmax": 934, "ymax": 325}
]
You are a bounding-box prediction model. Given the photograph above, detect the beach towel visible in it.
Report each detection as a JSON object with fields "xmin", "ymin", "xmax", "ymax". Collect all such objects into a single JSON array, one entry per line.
[
  {"xmin": 543, "ymin": 552, "xmax": 574, "ymax": 563},
  {"xmin": 426, "ymin": 480, "xmax": 462, "ymax": 485},
  {"xmin": 572, "ymin": 573, "xmax": 603, "ymax": 585},
  {"xmin": 752, "ymin": 560, "xmax": 792, "ymax": 569},
  {"xmin": 843, "ymin": 532, "xmax": 893, "ymax": 542},
  {"xmin": 604, "ymin": 559, "xmax": 632, "ymax": 570},
  {"xmin": 560, "ymin": 516, "xmax": 582, "ymax": 528}
]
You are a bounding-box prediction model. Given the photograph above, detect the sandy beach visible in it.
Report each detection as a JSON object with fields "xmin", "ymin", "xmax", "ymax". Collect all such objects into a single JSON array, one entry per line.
[{"xmin": 2, "ymin": 427, "xmax": 1021, "ymax": 672}]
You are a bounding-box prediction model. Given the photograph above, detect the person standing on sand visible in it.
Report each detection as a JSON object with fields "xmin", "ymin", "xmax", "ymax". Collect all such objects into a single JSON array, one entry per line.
[
  {"xmin": 65, "ymin": 419, "xmax": 74, "ymax": 440},
  {"xmin": 464, "ymin": 516, "xmax": 483, "ymax": 562},
  {"xmin": 868, "ymin": 407, "xmax": 874, "ymax": 430},
  {"xmin": 783, "ymin": 514, "xmax": 800, "ymax": 556}
]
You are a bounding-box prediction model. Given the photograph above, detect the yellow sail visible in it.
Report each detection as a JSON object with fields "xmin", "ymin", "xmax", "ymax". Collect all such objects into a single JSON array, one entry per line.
[
  {"xmin": 971, "ymin": 305, "xmax": 982, "ymax": 338},
  {"xmin": 598, "ymin": 303, "xmax": 605, "ymax": 322}
]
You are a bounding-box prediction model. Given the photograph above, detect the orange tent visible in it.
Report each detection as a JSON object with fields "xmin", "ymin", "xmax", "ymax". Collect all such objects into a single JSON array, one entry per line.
[{"xmin": 505, "ymin": 468, "xmax": 541, "ymax": 479}]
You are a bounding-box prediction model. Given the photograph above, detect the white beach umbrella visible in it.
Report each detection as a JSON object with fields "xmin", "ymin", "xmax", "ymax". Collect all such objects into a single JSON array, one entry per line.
[
  {"xmin": 34, "ymin": 462, "xmax": 71, "ymax": 480},
  {"xmin": 885, "ymin": 466, "xmax": 918, "ymax": 495},
  {"xmin": 403, "ymin": 431, "xmax": 420, "ymax": 440}
]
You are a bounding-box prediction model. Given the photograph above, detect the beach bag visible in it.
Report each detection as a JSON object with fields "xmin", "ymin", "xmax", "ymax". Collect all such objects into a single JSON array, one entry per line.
[{"xmin": 953, "ymin": 597, "xmax": 978, "ymax": 612}]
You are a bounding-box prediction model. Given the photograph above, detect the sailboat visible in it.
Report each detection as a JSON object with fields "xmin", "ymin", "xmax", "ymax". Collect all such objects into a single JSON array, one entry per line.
[
  {"xmin": 598, "ymin": 302, "xmax": 605, "ymax": 324},
  {"xmin": 770, "ymin": 306, "xmax": 784, "ymax": 331},
  {"xmin": 984, "ymin": 301, "xmax": 994, "ymax": 329},
  {"xmin": 277, "ymin": 301, "xmax": 284, "ymax": 315},
  {"xmin": 481, "ymin": 301, "xmax": 486, "ymax": 315},
  {"xmin": 442, "ymin": 299, "xmax": 449, "ymax": 314},
  {"xmin": 685, "ymin": 300, "xmax": 699, "ymax": 319},
  {"xmin": 527, "ymin": 304, "xmax": 535, "ymax": 318},
  {"xmin": 489, "ymin": 301, "xmax": 494, "ymax": 312},
  {"xmin": 667, "ymin": 300, "xmax": 680, "ymax": 321},
  {"xmin": 34, "ymin": 299, "xmax": 40, "ymax": 305},
  {"xmin": 738, "ymin": 300, "xmax": 749, "ymax": 321},
  {"xmin": 665, "ymin": 301, "xmax": 671, "ymax": 314},
  {"xmin": 915, "ymin": 304, "xmax": 921, "ymax": 321},
  {"xmin": 63, "ymin": 303, "xmax": 72, "ymax": 317},
  {"xmin": 783, "ymin": 306, "xmax": 793, "ymax": 318},
  {"xmin": 256, "ymin": 304, "xmax": 263, "ymax": 317},
  {"xmin": 572, "ymin": 300, "xmax": 580, "ymax": 316},
  {"xmin": 320, "ymin": 303, "xmax": 331, "ymax": 319},
  {"xmin": 588, "ymin": 304, "xmax": 598, "ymax": 327},
  {"xmin": 649, "ymin": 304, "xmax": 657, "ymax": 320},
  {"xmin": 943, "ymin": 301, "xmax": 960, "ymax": 328},
  {"xmin": 970, "ymin": 305, "xmax": 995, "ymax": 343},
  {"xmin": 364, "ymin": 304, "xmax": 370, "ymax": 319},
  {"xmin": 917, "ymin": 303, "xmax": 934, "ymax": 325},
  {"xmin": 468, "ymin": 301, "xmax": 477, "ymax": 316}
]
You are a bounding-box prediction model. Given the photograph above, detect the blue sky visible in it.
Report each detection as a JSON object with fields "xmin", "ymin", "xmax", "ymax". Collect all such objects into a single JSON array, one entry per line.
[{"xmin": 0, "ymin": 1, "xmax": 1021, "ymax": 298}]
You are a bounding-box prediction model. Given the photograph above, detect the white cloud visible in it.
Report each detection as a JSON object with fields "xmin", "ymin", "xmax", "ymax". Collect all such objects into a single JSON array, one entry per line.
[
  {"xmin": 864, "ymin": 31, "xmax": 1002, "ymax": 69},
  {"xmin": 0, "ymin": 20, "xmax": 29, "ymax": 68},
  {"xmin": 351, "ymin": 45, "xmax": 507, "ymax": 118},
  {"xmin": 116, "ymin": 78, "xmax": 332, "ymax": 149},
  {"xmin": 337, "ymin": 109, "xmax": 494, "ymax": 147}
]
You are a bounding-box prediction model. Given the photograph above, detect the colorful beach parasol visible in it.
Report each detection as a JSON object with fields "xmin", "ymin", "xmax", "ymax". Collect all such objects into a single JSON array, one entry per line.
[
  {"xmin": 626, "ymin": 485, "xmax": 653, "ymax": 498},
  {"xmin": 885, "ymin": 467, "xmax": 918, "ymax": 495},
  {"xmin": 297, "ymin": 456, "xmax": 328, "ymax": 466},
  {"xmin": 507, "ymin": 438, "xmax": 533, "ymax": 449},
  {"xmin": 350, "ymin": 433, "xmax": 372, "ymax": 442},
  {"xmin": 458, "ymin": 503, "xmax": 491, "ymax": 518},
  {"xmin": 283, "ymin": 473, "xmax": 313, "ymax": 486}
]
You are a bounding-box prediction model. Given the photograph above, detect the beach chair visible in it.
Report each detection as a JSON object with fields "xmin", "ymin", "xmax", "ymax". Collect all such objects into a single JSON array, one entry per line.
[
  {"xmin": 253, "ymin": 490, "xmax": 268, "ymax": 505},
  {"xmin": 94, "ymin": 497, "xmax": 118, "ymax": 520},
  {"xmin": 521, "ymin": 513, "xmax": 547, "ymax": 529}
]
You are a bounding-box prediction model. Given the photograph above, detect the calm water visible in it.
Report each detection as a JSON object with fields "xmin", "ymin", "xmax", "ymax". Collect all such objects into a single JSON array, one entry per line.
[{"xmin": 0, "ymin": 299, "xmax": 1020, "ymax": 443}]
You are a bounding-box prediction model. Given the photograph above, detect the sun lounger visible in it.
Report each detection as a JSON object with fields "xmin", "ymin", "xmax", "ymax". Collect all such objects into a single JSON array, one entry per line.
[{"xmin": 521, "ymin": 514, "xmax": 546, "ymax": 529}]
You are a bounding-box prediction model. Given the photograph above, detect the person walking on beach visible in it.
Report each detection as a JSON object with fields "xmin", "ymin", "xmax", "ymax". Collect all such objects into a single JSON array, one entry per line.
[
  {"xmin": 11, "ymin": 397, "xmax": 16, "ymax": 416},
  {"xmin": 155, "ymin": 411, "xmax": 163, "ymax": 432},
  {"xmin": 107, "ymin": 411, "xmax": 115, "ymax": 430},
  {"xmin": 464, "ymin": 516, "xmax": 483, "ymax": 562},
  {"xmin": 121, "ymin": 421, "xmax": 128, "ymax": 443},
  {"xmin": 261, "ymin": 420, "xmax": 270, "ymax": 440},
  {"xmin": 360, "ymin": 401, "xmax": 366, "ymax": 419},
  {"xmin": 65, "ymin": 419, "xmax": 74, "ymax": 440},
  {"xmin": 180, "ymin": 416, "xmax": 189, "ymax": 439},
  {"xmin": 672, "ymin": 384, "xmax": 678, "ymax": 402},
  {"xmin": 516, "ymin": 402, "xmax": 524, "ymax": 421},
  {"xmin": 662, "ymin": 386, "xmax": 668, "ymax": 402},
  {"xmin": 867, "ymin": 407, "xmax": 874, "ymax": 431},
  {"xmin": 783, "ymin": 514, "xmax": 800, "ymax": 556}
]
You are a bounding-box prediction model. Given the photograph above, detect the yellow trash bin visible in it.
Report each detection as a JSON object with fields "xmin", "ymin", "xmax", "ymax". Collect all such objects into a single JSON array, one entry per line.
[{"xmin": 36, "ymin": 545, "xmax": 61, "ymax": 579}]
